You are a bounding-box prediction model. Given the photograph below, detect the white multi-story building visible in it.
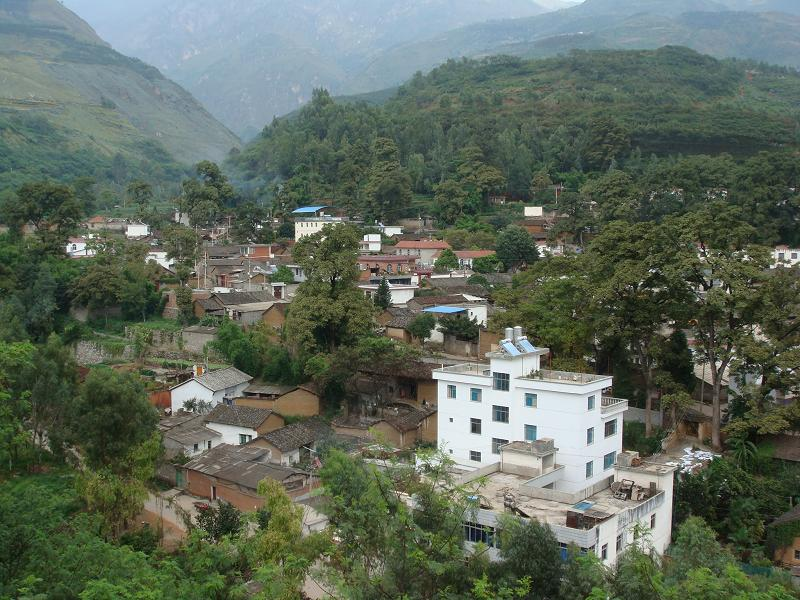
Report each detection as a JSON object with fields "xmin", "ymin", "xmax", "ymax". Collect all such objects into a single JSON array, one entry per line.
[
  {"xmin": 293, "ymin": 205, "xmax": 356, "ymax": 240},
  {"xmin": 773, "ymin": 245, "xmax": 800, "ymax": 267},
  {"xmin": 433, "ymin": 326, "xmax": 676, "ymax": 563}
]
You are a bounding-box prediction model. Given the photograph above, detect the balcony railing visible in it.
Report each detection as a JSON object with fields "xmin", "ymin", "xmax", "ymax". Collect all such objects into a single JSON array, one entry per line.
[
  {"xmin": 601, "ymin": 397, "xmax": 628, "ymax": 413},
  {"xmin": 436, "ymin": 363, "xmax": 491, "ymax": 377},
  {"xmin": 521, "ymin": 369, "xmax": 611, "ymax": 385}
]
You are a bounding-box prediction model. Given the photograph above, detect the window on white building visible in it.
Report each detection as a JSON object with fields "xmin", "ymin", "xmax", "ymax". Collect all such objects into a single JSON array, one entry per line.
[
  {"xmin": 470, "ymin": 418, "xmax": 482, "ymax": 434},
  {"xmin": 469, "ymin": 450, "xmax": 481, "ymax": 462},
  {"xmin": 587, "ymin": 427, "xmax": 594, "ymax": 445},
  {"xmin": 603, "ymin": 451, "xmax": 616, "ymax": 470},
  {"xmin": 525, "ymin": 393, "xmax": 537, "ymax": 408},
  {"xmin": 605, "ymin": 419, "xmax": 617, "ymax": 438},
  {"xmin": 793, "ymin": 253, "xmax": 799, "ymax": 260},
  {"xmin": 447, "ymin": 385, "xmax": 457, "ymax": 399},
  {"xmin": 239, "ymin": 434, "xmax": 252, "ymax": 445},
  {"xmin": 616, "ymin": 534, "xmax": 623, "ymax": 552},
  {"xmin": 493, "ymin": 405, "xmax": 509, "ymax": 423},
  {"xmin": 464, "ymin": 522, "xmax": 499, "ymax": 548},
  {"xmin": 650, "ymin": 513, "xmax": 656, "ymax": 529},
  {"xmin": 492, "ymin": 438, "xmax": 509, "ymax": 454},
  {"xmin": 588, "ymin": 395, "xmax": 596, "ymax": 410},
  {"xmin": 193, "ymin": 443, "xmax": 199, "ymax": 452},
  {"xmin": 471, "ymin": 388, "xmax": 482, "ymax": 402},
  {"xmin": 493, "ymin": 372, "xmax": 510, "ymax": 391},
  {"xmin": 585, "ymin": 461, "xmax": 593, "ymax": 478},
  {"xmin": 524, "ymin": 424, "xmax": 537, "ymax": 441},
  {"xmin": 207, "ymin": 441, "xmax": 212, "ymax": 449}
]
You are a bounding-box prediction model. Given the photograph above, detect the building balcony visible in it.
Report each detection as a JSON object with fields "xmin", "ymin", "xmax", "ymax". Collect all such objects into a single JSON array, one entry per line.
[
  {"xmin": 520, "ymin": 369, "xmax": 612, "ymax": 385},
  {"xmin": 436, "ymin": 363, "xmax": 491, "ymax": 377},
  {"xmin": 601, "ymin": 396, "xmax": 628, "ymax": 414}
]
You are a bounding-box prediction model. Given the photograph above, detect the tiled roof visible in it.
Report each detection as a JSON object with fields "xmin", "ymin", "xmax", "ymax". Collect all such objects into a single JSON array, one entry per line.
[
  {"xmin": 244, "ymin": 383, "xmax": 295, "ymax": 397},
  {"xmin": 384, "ymin": 307, "xmax": 416, "ymax": 329},
  {"xmin": 187, "ymin": 366, "xmax": 253, "ymax": 392},
  {"xmin": 213, "ymin": 291, "xmax": 276, "ymax": 305},
  {"xmin": 159, "ymin": 414, "xmax": 222, "ymax": 445},
  {"xmin": 771, "ymin": 504, "xmax": 800, "ymax": 527},
  {"xmin": 184, "ymin": 444, "xmax": 306, "ymax": 490},
  {"xmin": 205, "ymin": 404, "xmax": 274, "ymax": 429},
  {"xmin": 382, "ymin": 403, "xmax": 437, "ymax": 433},
  {"xmin": 394, "ymin": 240, "xmax": 450, "ymax": 250},
  {"xmin": 260, "ymin": 418, "xmax": 331, "ymax": 452}
]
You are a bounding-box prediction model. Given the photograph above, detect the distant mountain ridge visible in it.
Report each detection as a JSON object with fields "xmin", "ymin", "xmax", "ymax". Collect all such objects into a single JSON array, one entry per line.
[
  {"xmin": 63, "ymin": 0, "xmax": 554, "ymax": 138},
  {"xmin": 0, "ymin": 0, "xmax": 240, "ymax": 190},
  {"xmin": 347, "ymin": 0, "xmax": 800, "ymax": 94}
]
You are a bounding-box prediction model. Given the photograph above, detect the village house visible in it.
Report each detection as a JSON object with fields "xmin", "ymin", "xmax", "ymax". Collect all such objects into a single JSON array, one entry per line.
[
  {"xmin": 169, "ymin": 366, "xmax": 253, "ymax": 414},
  {"xmin": 453, "ymin": 250, "xmax": 496, "ymax": 270},
  {"xmin": 180, "ymin": 444, "xmax": 313, "ymax": 511},
  {"xmin": 181, "ymin": 325, "xmax": 218, "ymax": 355},
  {"xmin": 432, "ymin": 326, "xmax": 676, "ymax": 564},
  {"xmin": 235, "ymin": 384, "xmax": 321, "ymax": 418},
  {"xmin": 248, "ymin": 418, "xmax": 332, "ymax": 466},
  {"xmin": 332, "ymin": 402, "xmax": 438, "ymax": 449},
  {"xmin": 357, "ymin": 255, "xmax": 418, "ymax": 276},
  {"xmin": 126, "ymin": 222, "xmax": 150, "ymax": 239},
  {"xmin": 773, "ymin": 245, "xmax": 800, "ymax": 267},
  {"xmin": 359, "ymin": 280, "xmax": 418, "ymax": 306},
  {"xmin": 768, "ymin": 505, "xmax": 800, "ymax": 577},
  {"xmin": 83, "ymin": 215, "xmax": 127, "ymax": 232},
  {"xmin": 159, "ymin": 413, "xmax": 222, "ymax": 458},
  {"xmin": 193, "ymin": 291, "xmax": 278, "ymax": 320},
  {"xmin": 393, "ymin": 239, "xmax": 451, "ymax": 266},
  {"xmin": 204, "ymin": 404, "xmax": 285, "ymax": 446},
  {"xmin": 356, "ymin": 360, "xmax": 438, "ymax": 408},
  {"xmin": 66, "ymin": 236, "xmax": 95, "ymax": 258},
  {"xmin": 293, "ymin": 205, "xmax": 357, "ymax": 240}
]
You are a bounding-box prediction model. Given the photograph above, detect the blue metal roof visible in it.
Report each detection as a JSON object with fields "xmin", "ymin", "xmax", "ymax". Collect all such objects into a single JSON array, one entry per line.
[
  {"xmin": 423, "ymin": 306, "xmax": 467, "ymax": 314},
  {"xmin": 292, "ymin": 205, "xmax": 329, "ymax": 214}
]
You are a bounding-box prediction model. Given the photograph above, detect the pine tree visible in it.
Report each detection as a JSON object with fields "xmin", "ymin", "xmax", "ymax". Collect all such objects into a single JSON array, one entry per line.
[{"xmin": 374, "ymin": 276, "xmax": 392, "ymax": 310}]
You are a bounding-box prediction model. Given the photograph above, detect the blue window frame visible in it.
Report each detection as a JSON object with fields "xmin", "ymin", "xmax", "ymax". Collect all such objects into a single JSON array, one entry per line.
[
  {"xmin": 493, "ymin": 372, "xmax": 510, "ymax": 391},
  {"xmin": 525, "ymin": 393, "xmax": 537, "ymax": 408},
  {"xmin": 524, "ymin": 424, "xmax": 537, "ymax": 441},
  {"xmin": 604, "ymin": 451, "xmax": 617, "ymax": 470},
  {"xmin": 586, "ymin": 461, "xmax": 594, "ymax": 478},
  {"xmin": 471, "ymin": 388, "xmax": 482, "ymax": 402},
  {"xmin": 447, "ymin": 385, "xmax": 457, "ymax": 399}
]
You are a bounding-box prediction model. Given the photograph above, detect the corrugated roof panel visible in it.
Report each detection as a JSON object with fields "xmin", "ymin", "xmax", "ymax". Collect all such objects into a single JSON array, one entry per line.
[
  {"xmin": 423, "ymin": 306, "xmax": 467, "ymax": 314},
  {"xmin": 292, "ymin": 205, "xmax": 328, "ymax": 214}
]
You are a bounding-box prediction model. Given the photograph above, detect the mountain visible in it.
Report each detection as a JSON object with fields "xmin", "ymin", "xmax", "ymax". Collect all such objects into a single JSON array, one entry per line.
[
  {"xmin": 63, "ymin": 0, "xmax": 554, "ymax": 139},
  {"xmin": 346, "ymin": 0, "xmax": 800, "ymax": 94},
  {"xmin": 0, "ymin": 0, "xmax": 240, "ymax": 191}
]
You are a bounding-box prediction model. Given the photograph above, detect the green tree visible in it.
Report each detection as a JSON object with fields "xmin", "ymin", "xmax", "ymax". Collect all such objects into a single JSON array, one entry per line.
[
  {"xmin": 434, "ymin": 179, "xmax": 470, "ymax": 226},
  {"xmin": 175, "ymin": 285, "xmax": 195, "ymax": 325},
  {"xmin": 560, "ymin": 548, "xmax": 608, "ymax": 600},
  {"xmin": 162, "ymin": 224, "xmax": 200, "ymax": 284},
  {"xmin": 407, "ymin": 313, "xmax": 437, "ymax": 346},
  {"xmin": 374, "ymin": 276, "xmax": 392, "ymax": 310},
  {"xmin": 472, "ymin": 253, "xmax": 503, "ymax": 273},
  {"xmin": 434, "ymin": 248, "xmax": 460, "ymax": 273},
  {"xmin": 582, "ymin": 170, "xmax": 639, "ymax": 223},
  {"xmin": 364, "ymin": 137, "xmax": 412, "ymax": 221},
  {"xmin": 71, "ymin": 369, "xmax": 158, "ymax": 469},
  {"xmin": 1, "ymin": 182, "xmax": 83, "ymax": 253},
  {"xmin": 286, "ymin": 224, "xmax": 375, "ymax": 354},
  {"xmin": 194, "ymin": 501, "xmax": 243, "ymax": 542},
  {"xmin": 497, "ymin": 515, "xmax": 563, "ymax": 600},
  {"xmin": 181, "ymin": 161, "xmax": 236, "ymax": 227},
  {"xmin": 126, "ymin": 180, "xmax": 153, "ymax": 221},
  {"xmin": 270, "ymin": 264, "xmax": 295, "ymax": 284},
  {"xmin": 495, "ymin": 225, "xmax": 538, "ymax": 272},
  {"xmin": 667, "ymin": 516, "xmax": 734, "ymax": 583},
  {"xmin": 584, "ymin": 116, "xmax": 631, "ymax": 172},
  {"xmin": 231, "ymin": 201, "xmax": 271, "ymax": 243}
]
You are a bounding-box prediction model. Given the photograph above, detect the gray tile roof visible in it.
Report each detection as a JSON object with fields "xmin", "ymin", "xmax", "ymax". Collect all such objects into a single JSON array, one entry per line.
[
  {"xmin": 244, "ymin": 383, "xmax": 295, "ymax": 397},
  {"xmin": 260, "ymin": 418, "xmax": 332, "ymax": 452},
  {"xmin": 194, "ymin": 367, "xmax": 253, "ymax": 392},
  {"xmin": 183, "ymin": 444, "xmax": 306, "ymax": 490},
  {"xmin": 205, "ymin": 404, "xmax": 274, "ymax": 429},
  {"xmin": 213, "ymin": 291, "xmax": 276, "ymax": 306}
]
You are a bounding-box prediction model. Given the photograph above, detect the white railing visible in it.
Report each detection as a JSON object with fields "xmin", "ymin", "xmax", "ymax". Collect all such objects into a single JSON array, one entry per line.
[
  {"xmin": 601, "ymin": 397, "xmax": 629, "ymax": 413},
  {"xmin": 437, "ymin": 363, "xmax": 491, "ymax": 377}
]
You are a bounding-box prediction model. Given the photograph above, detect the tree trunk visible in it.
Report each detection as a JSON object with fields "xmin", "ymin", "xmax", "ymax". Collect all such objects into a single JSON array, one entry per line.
[{"xmin": 711, "ymin": 375, "xmax": 722, "ymax": 450}]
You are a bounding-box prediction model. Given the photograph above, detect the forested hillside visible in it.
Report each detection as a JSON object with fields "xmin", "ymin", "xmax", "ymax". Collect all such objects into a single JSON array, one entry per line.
[
  {"xmin": 349, "ymin": 0, "xmax": 800, "ymax": 93},
  {"xmin": 232, "ymin": 47, "xmax": 800, "ymax": 244},
  {"xmin": 0, "ymin": 0, "xmax": 240, "ymax": 193}
]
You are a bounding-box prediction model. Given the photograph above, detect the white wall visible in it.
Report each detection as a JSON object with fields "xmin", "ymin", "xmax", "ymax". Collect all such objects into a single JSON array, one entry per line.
[
  {"xmin": 170, "ymin": 380, "xmax": 250, "ymax": 414},
  {"xmin": 205, "ymin": 422, "xmax": 258, "ymax": 446},
  {"xmin": 126, "ymin": 224, "xmax": 150, "ymax": 239}
]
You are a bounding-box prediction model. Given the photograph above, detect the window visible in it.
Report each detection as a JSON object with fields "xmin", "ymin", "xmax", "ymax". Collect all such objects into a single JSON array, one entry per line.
[
  {"xmin": 239, "ymin": 434, "xmax": 253, "ymax": 445},
  {"xmin": 778, "ymin": 252, "xmax": 786, "ymax": 260},
  {"xmin": 470, "ymin": 418, "xmax": 482, "ymax": 435},
  {"xmin": 493, "ymin": 372, "xmax": 510, "ymax": 391},
  {"xmin": 449, "ymin": 418, "xmax": 453, "ymax": 422},
  {"xmin": 601, "ymin": 544, "xmax": 608, "ymax": 560},
  {"xmin": 650, "ymin": 513, "xmax": 656, "ymax": 529},
  {"xmin": 587, "ymin": 427, "xmax": 595, "ymax": 445},
  {"xmin": 471, "ymin": 388, "xmax": 482, "ymax": 402},
  {"xmin": 616, "ymin": 533, "xmax": 623, "ymax": 552},
  {"xmin": 604, "ymin": 451, "xmax": 617, "ymax": 470},
  {"xmin": 211, "ymin": 485, "xmax": 217, "ymax": 500},
  {"xmin": 469, "ymin": 450, "xmax": 482, "ymax": 462},
  {"xmin": 793, "ymin": 253, "xmax": 799, "ymax": 260},
  {"xmin": 524, "ymin": 424, "xmax": 537, "ymax": 441},
  {"xmin": 447, "ymin": 385, "xmax": 457, "ymax": 399},
  {"xmin": 587, "ymin": 395, "xmax": 596, "ymax": 410},
  {"xmin": 605, "ymin": 419, "xmax": 617, "ymax": 438},
  {"xmin": 492, "ymin": 438, "xmax": 509, "ymax": 454},
  {"xmin": 585, "ymin": 461, "xmax": 594, "ymax": 479},
  {"xmin": 193, "ymin": 443, "xmax": 199, "ymax": 452},
  {"xmin": 493, "ymin": 405, "xmax": 509, "ymax": 423},
  {"xmin": 207, "ymin": 441, "xmax": 212, "ymax": 449},
  {"xmin": 795, "ymin": 549, "xmax": 800, "ymax": 560},
  {"xmin": 464, "ymin": 522, "xmax": 499, "ymax": 548},
  {"xmin": 386, "ymin": 264, "xmax": 392, "ymax": 273},
  {"xmin": 524, "ymin": 393, "xmax": 537, "ymax": 408}
]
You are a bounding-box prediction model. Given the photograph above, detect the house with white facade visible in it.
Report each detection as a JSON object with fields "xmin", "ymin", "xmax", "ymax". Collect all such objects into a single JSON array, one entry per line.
[
  {"xmin": 169, "ymin": 366, "xmax": 253, "ymax": 414},
  {"xmin": 126, "ymin": 222, "xmax": 150, "ymax": 239},
  {"xmin": 773, "ymin": 245, "xmax": 800, "ymax": 267},
  {"xmin": 159, "ymin": 413, "xmax": 222, "ymax": 458},
  {"xmin": 204, "ymin": 404, "xmax": 285, "ymax": 446},
  {"xmin": 293, "ymin": 206, "xmax": 358, "ymax": 240},
  {"xmin": 66, "ymin": 236, "xmax": 95, "ymax": 258},
  {"xmin": 359, "ymin": 281, "xmax": 418, "ymax": 306},
  {"xmin": 394, "ymin": 240, "xmax": 451, "ymax": 266},
  {"xmin": 433, "ymin": 326, "xmax": 676, "ymax": 563}
]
